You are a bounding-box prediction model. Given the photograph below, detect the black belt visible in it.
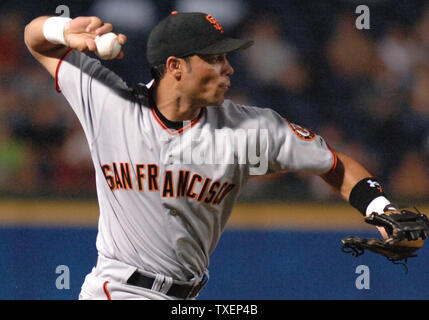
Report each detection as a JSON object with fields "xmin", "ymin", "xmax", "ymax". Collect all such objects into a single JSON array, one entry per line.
[{"xmin": 126, "ymin": 271, "xmax": 208, "ymax": 299}]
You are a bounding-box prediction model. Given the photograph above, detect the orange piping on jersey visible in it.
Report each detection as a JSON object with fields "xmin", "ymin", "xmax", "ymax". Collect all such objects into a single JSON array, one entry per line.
[
  {"xmin": 150, "ymin": 107, "xmax": 204, "ymax": 136},
  {"xmin": 103, "ymin": 281, "xmax": 112, "ymax": 300},
  {"xmin": 327, "ymin": 145, "xmax": 338, "ymax": 173},
  {"xmin": 55, "ymin": 48, "xmax": 74, "ymax": 93}
]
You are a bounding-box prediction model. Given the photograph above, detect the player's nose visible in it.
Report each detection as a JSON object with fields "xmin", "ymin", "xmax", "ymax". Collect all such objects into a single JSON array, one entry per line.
[{"xmin": 223, "ymin": 58, "xmax": 234, "ymax": 77}]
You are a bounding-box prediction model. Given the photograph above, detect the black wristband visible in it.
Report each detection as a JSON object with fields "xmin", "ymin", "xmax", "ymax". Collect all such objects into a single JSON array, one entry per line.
[{"xmin": 349, "ymin": 178, "xmax": 386, "ymax": 216}]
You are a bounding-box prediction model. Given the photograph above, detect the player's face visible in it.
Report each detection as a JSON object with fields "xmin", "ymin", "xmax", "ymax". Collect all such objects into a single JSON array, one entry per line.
[{"xmin": 180, "ymin": 53, "xmax": 234, "ymax": 107}]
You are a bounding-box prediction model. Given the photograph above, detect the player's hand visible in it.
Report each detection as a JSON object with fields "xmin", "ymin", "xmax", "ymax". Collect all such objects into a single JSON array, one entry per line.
[
  {"xmin": 371, "ymin": 226, "xmax": 424, "ymax": 248},
  {"xmin": 63, "ymin": 16, "xmax": 127, "ymax": 59},
  {"xmin": 377, "ymin": 226, "xmax": 389, "ymax": 239}
]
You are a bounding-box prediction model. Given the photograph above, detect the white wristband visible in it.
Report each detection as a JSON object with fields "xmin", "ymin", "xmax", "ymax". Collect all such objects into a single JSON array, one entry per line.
[
  {"xmin": 43, "ymin": 17, "xmax": 72, "ymax": 46},
  {"xmin": 365, "ymin": 196, "xmax": 391, "ymax": 216}
]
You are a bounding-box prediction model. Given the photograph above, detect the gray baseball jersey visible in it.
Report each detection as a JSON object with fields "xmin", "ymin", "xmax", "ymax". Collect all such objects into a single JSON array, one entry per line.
[{"xmin": 56, "ymin": 49, "xmax": 336, "ymax": 284}]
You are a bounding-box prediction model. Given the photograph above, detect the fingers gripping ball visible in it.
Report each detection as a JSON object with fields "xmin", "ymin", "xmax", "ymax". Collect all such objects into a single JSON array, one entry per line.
[{"xmin": 95, "ymin": 32, "xmax": 121, "ymax": 60}]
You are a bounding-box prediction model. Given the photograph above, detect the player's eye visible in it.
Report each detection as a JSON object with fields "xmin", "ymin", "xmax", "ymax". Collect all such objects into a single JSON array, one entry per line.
[{"xmin": 200, "ymin": 54, "xmax": 224, "ymax": 64}]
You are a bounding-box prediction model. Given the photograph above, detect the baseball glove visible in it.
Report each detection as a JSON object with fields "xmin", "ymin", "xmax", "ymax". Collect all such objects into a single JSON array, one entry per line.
[{"xmin": 341, "ymin": 207, "xmax": 429, "ymax": 271}]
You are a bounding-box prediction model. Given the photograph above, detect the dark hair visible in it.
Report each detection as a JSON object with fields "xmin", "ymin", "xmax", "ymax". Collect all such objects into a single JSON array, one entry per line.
[
  {"xmin": 150, "ymin": 56, "xmax": 193, "ymax": 81},
  {"xmin": 150, "ymin": 64, "xmax": 166, "ymax": 82}
]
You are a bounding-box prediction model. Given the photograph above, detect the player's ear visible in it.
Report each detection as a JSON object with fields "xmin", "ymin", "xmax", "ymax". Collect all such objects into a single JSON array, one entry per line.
[{"xmin": 166, "ymin": 56, "xmax": 182, "ymax": 80}]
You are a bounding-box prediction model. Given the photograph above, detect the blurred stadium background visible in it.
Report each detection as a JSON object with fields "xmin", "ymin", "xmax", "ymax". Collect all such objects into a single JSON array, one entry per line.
[{"xmin": 0, "ymin": 0, "xmax": 428, "ymax": 299}]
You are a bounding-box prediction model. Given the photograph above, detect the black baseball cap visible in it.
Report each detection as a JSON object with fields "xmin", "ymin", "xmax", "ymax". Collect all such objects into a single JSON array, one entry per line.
[{"xmin": 147, "ymin": 11, "xmax": 254, "ymax": 66}]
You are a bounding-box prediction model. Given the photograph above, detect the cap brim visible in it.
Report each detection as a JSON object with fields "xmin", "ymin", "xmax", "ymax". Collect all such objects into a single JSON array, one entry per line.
[{"xmin": 195, "ymin": 37, "xmax": 254, "ymax": 55}]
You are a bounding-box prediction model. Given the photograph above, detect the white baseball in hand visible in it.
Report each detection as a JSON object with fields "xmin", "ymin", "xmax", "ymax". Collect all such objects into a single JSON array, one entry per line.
[{"xmin": 94, "ymin": 32, "xmax": 121, "ymax": 60}]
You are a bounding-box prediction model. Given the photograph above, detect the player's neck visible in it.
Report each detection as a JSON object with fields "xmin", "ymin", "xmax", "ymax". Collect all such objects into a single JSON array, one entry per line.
[{"xmin": 153, "ymin": 81, "xmax": 202, "ymax": 122}]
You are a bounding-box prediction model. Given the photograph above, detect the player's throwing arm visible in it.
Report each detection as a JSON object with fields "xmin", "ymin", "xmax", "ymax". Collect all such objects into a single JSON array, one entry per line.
[{"xmin": 24, "ymin": 16, "xmax": 127, "ymax": 78}]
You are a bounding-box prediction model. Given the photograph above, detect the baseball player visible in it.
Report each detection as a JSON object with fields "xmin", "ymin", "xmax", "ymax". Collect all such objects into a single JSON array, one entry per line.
[{"xmin": 24, "ymin": 12, "xmax": 423, "ymax": 300}]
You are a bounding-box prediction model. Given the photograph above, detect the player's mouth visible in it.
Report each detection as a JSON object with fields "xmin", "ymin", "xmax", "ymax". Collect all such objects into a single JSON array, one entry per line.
[{"xmin": 219, "ymin": 82, "xmax": 230, "ymax": 90}]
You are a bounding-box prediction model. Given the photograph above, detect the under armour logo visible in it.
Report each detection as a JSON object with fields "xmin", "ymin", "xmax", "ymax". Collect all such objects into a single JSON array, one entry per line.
[{"xmin": 366, "ymin": 179, "xmax": 380, "ymax": 188}]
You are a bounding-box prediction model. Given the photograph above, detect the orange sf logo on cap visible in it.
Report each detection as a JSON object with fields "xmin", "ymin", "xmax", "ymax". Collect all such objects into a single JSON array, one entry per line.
[{"xmin": 206, "ymin": 14, "xmax": 224, "ymax": 34}]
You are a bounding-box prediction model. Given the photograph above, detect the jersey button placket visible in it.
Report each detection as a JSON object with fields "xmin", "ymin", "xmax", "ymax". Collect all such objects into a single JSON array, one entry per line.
[
  {"xmin": 168, "ymin": 154, "xmax": 174, "ymax": 165},
  {"xmin": 164, "ymin": 136, "xmax": 176, "ymax": 165},
  {"xmin": 170, "ymin": 209, "xmax": 177, "ymax": 216}
]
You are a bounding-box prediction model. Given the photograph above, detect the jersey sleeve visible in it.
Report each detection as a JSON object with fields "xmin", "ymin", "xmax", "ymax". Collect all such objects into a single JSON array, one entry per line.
[
  {"xmin": 258, "ymin": 107, "xmax": 337, "ymax": 175},
  {"xmin": 55, "ymin": 49, "xmax": 129, "ymax": 145}
]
